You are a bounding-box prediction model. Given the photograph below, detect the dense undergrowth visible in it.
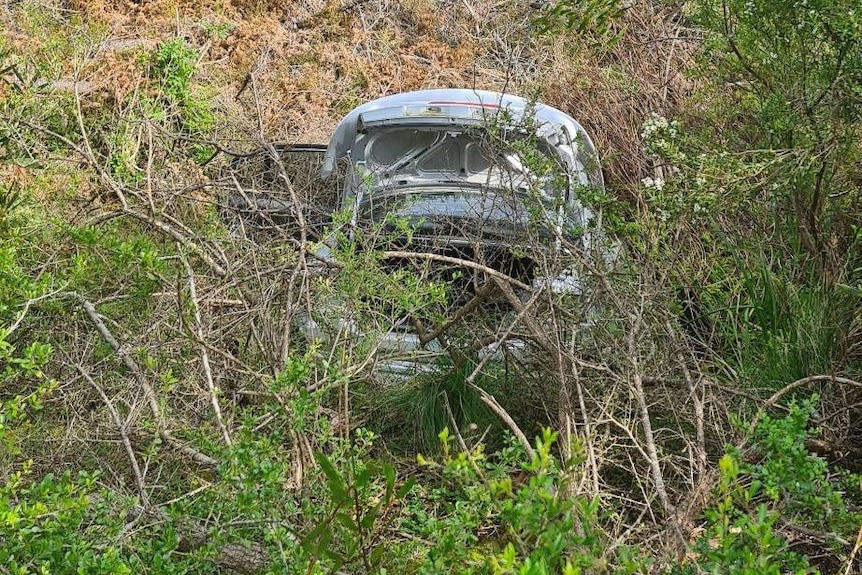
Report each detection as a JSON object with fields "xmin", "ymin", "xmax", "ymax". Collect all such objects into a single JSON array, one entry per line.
[{"xmin": 1, "ymin": 0, "xmax": 861, "ymax": 573}]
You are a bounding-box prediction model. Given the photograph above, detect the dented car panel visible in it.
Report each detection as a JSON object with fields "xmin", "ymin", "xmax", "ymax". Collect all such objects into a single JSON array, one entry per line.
[
  {"xmin": 322, "ymin": 89, "xmax": 602, "ymax": 184},
  {"xmin": 326, "ymin": 90, "xmax": 603, "ymax": 258}
]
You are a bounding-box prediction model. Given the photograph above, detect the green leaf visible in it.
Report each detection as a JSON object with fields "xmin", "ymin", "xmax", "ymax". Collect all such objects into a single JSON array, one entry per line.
[
  {"xmin": 355, "ymin": 466, "xmax": 372, "ymax": 491},
  {"xmin": 360, "ymin": 506, "xmax": 378, "ymax": 530},
  {"xmin": 336, "ymin": 511, "xmax": 358, "ymax": 533},
  {"xmin": 315, "ymin": 451, "xmax": 347, "ymax": 503},
  {"xmin": 324, "ymin": 549, "xmax": 346, "ymax": 572},
  {"xmin": 395, "ymin": 477, "xmax": 415, "ymax": 499},
  {"xmin": 370, "ymin": 543, "xmax": 385, "ymax": 566},
  {"xmin": 383, "ymin": 463, "xmax": 396, "ymax": 503},
  {"xmin": 302, "ymin": 521, "xmax": 331, "ymax": 554}
]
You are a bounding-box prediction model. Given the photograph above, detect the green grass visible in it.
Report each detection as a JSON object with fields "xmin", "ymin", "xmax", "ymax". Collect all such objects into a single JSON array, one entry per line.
[
  {"xmin": 714, "ymin": 260, "xmax": 860, "ymax": 391},
  {"xmin": 366, "ymin": 360, "xmax": 514, "ymax": 454}
]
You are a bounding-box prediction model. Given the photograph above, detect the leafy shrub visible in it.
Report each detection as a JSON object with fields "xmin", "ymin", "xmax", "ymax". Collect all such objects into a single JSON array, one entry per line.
[
  {"xmin": 690, "ymin": 0, "xmax": 862, "ymax": 267},
  {"xmin": 412, "ymin": 429, "xmax": 651, "ymax": 574},
  {"xmin": 677, "ymin": 400, "xmax": 860, "ymax": 574},
  {"xmin": 147, "ymin": 38, "xmax": 214, "ymax": 149},
  {"xmin": 533, "ymin": 0, "xmax": 626, "ymax": 47}
]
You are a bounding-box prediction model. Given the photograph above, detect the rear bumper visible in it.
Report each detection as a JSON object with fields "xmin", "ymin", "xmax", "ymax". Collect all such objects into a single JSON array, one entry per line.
[{"xmin": 297, "ymin": 312, "xmax": 529, "ymax": 378}]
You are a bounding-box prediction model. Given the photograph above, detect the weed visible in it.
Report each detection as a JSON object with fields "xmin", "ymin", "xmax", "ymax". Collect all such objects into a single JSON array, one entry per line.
[
  {"xmin": 202, "ymin": 20, "xmax": 235, "ymax": 41},
  {"xmin": 0, "ymin": 184, "xmax": 23, "ymax": 235},
  {"xmin": 533, "ymin": 0, "xmax": 626, "ymax": 47},
  {"xmin": 147, "ymin": 38, "xmax": 214, "ymax": 141},
  {"xmin": 676, "ymin": 400, "xmax": 860, "ymax": 574}
]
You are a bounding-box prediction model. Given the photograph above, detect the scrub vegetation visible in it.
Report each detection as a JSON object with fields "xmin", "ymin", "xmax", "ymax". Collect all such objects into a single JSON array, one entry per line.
[{"xmin": 0, "ymin": 0, "xmax": 860, "ymax": 573}]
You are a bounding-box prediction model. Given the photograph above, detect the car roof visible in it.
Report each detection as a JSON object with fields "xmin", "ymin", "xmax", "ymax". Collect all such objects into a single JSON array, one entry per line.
[{"xmin": 321, "ymin": 88, "xmax": 598, "ymax": 177}]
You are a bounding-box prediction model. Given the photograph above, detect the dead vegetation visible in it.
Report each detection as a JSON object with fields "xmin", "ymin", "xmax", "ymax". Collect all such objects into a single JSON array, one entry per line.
[
  {"xmin": 2, "ymin": 0, "xmax": 859, "ymax": 573},
  {"xmin": 34, "ymin": 0, "xmax": 696, "ymax": 186}
]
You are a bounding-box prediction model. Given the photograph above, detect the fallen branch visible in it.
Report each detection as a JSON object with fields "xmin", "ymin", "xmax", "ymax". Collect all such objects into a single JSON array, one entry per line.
[
  {"xmin": 746, "ymin": 374, "xmax": 862, "ymax": 438},
  {"xmin": 175, "ymin": 520, "xmax": 270, "ymax": 575},
  {"xmin": 75, "ymin": 364, "xmax": 150, "ymax": 507},
  {"xmin": 181, "ymin": 253, "xmax": 232, "ymax": 446},
  {"xmin": 382, "ymin": 250, "xmax": 533, "ymax": 292},
  {"xmin": 61, "ymin": 292, "xmax": 218, "ymax": 467},
  {"xmin": 468, "ymin": 381, "xmax": 536, "ymax": 460}
]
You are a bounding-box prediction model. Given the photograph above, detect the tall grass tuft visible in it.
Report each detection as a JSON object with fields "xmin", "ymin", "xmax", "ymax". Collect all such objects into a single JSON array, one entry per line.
[
  {"xmin": 721, "ymin": 262, "xmax": 859, "ymax": 390},
  {"xmin": 368, "ymin": 360, "xmax": 513, "ymax": 454}
]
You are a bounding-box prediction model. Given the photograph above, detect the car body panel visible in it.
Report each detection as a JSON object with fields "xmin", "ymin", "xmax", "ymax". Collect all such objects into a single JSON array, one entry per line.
[{"xmin": 322, "ymin": 88, "xmax": 602, "ymax": 187}]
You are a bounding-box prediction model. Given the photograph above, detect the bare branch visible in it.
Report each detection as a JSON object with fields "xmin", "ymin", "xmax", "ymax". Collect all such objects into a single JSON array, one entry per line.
[
  {"xmin": 746, "ymin": 374, "xmax": 862, "ymax": 438},
  {"xmin": 75, "ymin": 364, "xmax": 150, "ymax": 507},
  {"xmin": 666, "ymin": 320, "xmax": 706, "ymax": 478},
  {"xmin": 468, "ymin": 381, "xmax": 536, "ymax": 460},
  {"xmin": 181, "ymin": 253, "xmax": 232, "ymax": 446},
  {"xmin": 60, "ymin": 292, "xmax": 218, "ymax": 467},
  {"xmin": 382, "ymin": 250, "xmax": 533, "ymax": 292}
]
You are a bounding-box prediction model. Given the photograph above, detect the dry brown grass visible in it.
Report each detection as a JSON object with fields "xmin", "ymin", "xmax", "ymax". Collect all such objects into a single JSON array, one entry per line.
[{"xmin": 41, "ymin": 0, "xmax": 696, "ymax": 193}]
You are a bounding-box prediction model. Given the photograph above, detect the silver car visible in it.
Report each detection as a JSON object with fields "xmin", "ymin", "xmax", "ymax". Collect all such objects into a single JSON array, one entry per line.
[
  {"xmin": 229, "ymin": 89, "xmax": 607, "ymax": 376},
  {"xmin": 323, "ymin": 89, "xmax": 601, "ymax": 242}
]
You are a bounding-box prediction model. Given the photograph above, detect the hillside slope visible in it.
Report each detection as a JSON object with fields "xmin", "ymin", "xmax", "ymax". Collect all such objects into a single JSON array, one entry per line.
[{"xmin": 1, "ymin": 1, "xmax": 860, "ymax": 574}]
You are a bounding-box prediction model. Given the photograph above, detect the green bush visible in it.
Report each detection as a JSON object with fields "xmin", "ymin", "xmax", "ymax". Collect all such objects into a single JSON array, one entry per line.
[
  {"xmin": 690, "ymin": 0, "xmax": 862, "ymax": 267},
  {"xmin": 147, "ymin": 38, "xmax": 215, "ymax": 155},
  {"xmin": 676, "ymin": 400, "xmax": 860, "ymax": 574},
  {"xmin": 412, "ymin": 429, "xmax": 651, "ymax": 574}
]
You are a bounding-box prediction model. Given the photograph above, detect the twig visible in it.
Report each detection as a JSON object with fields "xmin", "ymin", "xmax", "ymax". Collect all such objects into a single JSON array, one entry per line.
[
  {"xmin": 779, "ymin": 518, "xmax": 851, "ymax": 547},
  {"xmin": 491, "ymin": 276, "xmax": 554, "ymax": 353},
  {"xmin": 123, "ymin": 207, "xmax": 227, "ymax": 277},
  {"xmin": 468, "ymin": 381, "xmax": 536, "ymax": 460},
  {"xmin": 418, "ymin": 280, "xmax": 494, "ymax": 345},
  {"xmin": 570, "ymin": 332, "xmax": 600, "ymax": 495},
  {"xmin": 627, "ymin": 303, "xmax": 673, "ymax": 518},
  {"xmin": 746, "ymin": 374, "xmax": 862, "ymax": 438},
  {"xmin": 75, "ymin": 364, "xmax": 150, "ymax": 507},
  {"xmin": 382, "ymin": 250, "xmax": 533, "ymax": 292},
  {"xmin": 442, "ymin": 392, "xmax": 484, "ymax": 477},
  {"xmin": 7, "ymin": 289, "xmax": 66, "ymax": 335},
  {"xmin": 465, "ymin": 286, "xmax": 542, "ymax": 384},
  {"xmin": 181, "ymin": 253, "xmax": 232, "ymax": 446},
  {"xmin": 259, "ymin": 139, "xmax": 310, "ymax": 367},
  {"xmin": 844, "ymin": 521, "xmax": 862, "ymax": 575},
  {"xmin": 9, "ymin": 117, "xmax": 227, "ymax": 278},
  {"xmin": 60, "ymin": 292, "xmax": 218, "ymax": 467},
  {"xmin": 666, "ymin": 320, "xmax": 706, "ymax": 478}
]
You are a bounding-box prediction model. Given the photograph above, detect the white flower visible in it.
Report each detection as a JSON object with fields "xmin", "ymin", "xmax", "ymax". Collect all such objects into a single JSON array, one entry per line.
[{"xmin": 642, "ymin": 176, "xmax": 665, "ymax": 191}]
